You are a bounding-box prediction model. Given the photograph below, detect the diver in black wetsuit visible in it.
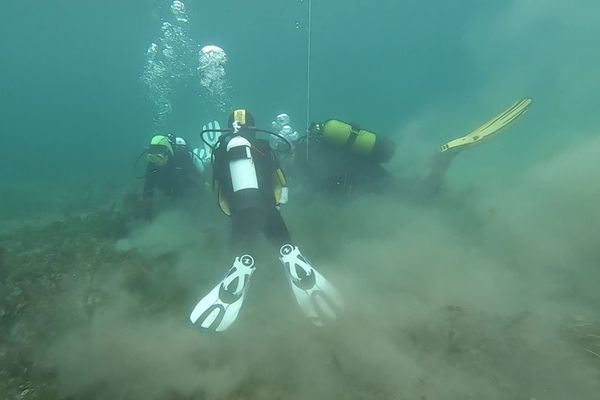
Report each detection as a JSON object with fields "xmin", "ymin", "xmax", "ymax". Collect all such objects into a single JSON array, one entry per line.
[
  {"xmin": 141, "ymin": 134, "xmax": 203, "ymax": 218},
  {"xmin": 211, "ymin": 110, "xmax": 291, "ymax": 253},
  {"xmin": 188, "ymin": 109, "xmax": 343, "ymax": 332},
  {"xmin": 294, "ymin": 97, "xmax": 532, "ymax": 200},
  {"xmin": 294, "ymin": 120, "xmax": 399, "ymax": 198}
]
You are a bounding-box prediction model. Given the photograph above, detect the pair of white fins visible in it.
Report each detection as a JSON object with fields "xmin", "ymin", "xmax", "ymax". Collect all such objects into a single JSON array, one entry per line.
[{"xmin": 190, "ymin": 245, "xmax": 343, "ymax": 332}]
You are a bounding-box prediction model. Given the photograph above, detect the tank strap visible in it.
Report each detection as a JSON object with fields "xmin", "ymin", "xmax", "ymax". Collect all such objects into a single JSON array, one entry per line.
[
  {"xmin": 228, "ymin": 145, "xmax": 252, "ymax": 161},
  {"xmin": 345, "ymin": 123, "xmax": 361, "ymax": 148}
]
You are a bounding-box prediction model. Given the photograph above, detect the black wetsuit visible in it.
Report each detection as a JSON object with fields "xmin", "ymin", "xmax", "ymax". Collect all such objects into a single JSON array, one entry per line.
[
  {"xmin": 294, "ymin": 135, "xmax": 394, "ymax": 197},
  {"xmin": 143, "ymin": 146, "xmax": 201, "ymax": 208},
  {"xmin": 213, "ymin": 134, "xmax": 291, "ymax": 254},
  {"xmin": 294, "ymin": 130, "xmax": 453, "ymax": 199}
]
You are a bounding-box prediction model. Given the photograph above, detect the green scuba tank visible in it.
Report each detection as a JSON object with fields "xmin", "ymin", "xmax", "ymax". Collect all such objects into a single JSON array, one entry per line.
[{"xmin": 320, "ymin": 120, "xmax": 394, "ymax": 163}]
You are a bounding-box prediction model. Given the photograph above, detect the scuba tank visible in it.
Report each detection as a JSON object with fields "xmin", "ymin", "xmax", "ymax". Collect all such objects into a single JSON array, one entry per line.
[
  {"xmin": 226, "ymin": 135, "xmax": 262, "ymax": 211},
  {"xmin": 211, "ymin": 109, "xmax": 292, "ymax": 215},
  {"xmin": 320, "ymin": 119, "xmax": 395, "ymax": 163}
]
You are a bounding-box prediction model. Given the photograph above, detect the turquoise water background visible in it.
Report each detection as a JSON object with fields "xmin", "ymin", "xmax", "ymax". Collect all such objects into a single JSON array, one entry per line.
[{"xmin": 2, "ymin": 0, "xmax": 598, "ymax": 222}]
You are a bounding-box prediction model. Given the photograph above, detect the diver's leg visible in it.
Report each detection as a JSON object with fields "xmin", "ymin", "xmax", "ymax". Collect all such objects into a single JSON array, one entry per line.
[
  {"xmin": 188, "ymin": 209, "xmax": 262, "ymax": 333},
  {"xmin": 278, "ymin": 243, "xmax": 344, "ymax": 327},
  {"xmin": 423, "ymin": 98, "xmax": 533, "ymax": 197},
  {"xmin": 265, "ymin": 207, "xmax": 344, "ymax": 326},
  {"xmin": 189, "ymin": 253, "xmax": 256, "ymax": 332},
  {"xmin": 423, "ymin": 151, "xmax": 456, "ymax": 197},
  {"xmin": 231, "ymin": 209, "xmax": 263, "ymax": 254},
  {"xmin": 263, "ymin": 207, "xmax": 292, "ymax": 249}
]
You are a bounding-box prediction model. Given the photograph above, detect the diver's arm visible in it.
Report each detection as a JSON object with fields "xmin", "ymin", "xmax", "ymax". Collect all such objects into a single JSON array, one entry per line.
[
  {"xmin": 279, "ymin": 186, "xmax": 289, "ymax": 204},
  {"xmin": 277, "ymin": 165, "xmax": 289, "ymax": 205},
  {"xmin": 142, "ymin": 164, "xmax": 157, "ymax": 219},
  {"xmin": 186, "ymin": 152, "xmax": 206, "ymax": 191},
  {"xmin": 271, "ymin": 150, "xmax": 289, "ymax": 205}
]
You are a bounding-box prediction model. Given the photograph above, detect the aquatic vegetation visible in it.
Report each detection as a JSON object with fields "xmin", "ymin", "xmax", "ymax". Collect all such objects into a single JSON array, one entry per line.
[
  {"xmin": 0, "ymin": 209, "xmax": 160, "ymax": 399},
  {"xmin": 0, "ymin": 195, "xmax": 598, "ymax": 400}
]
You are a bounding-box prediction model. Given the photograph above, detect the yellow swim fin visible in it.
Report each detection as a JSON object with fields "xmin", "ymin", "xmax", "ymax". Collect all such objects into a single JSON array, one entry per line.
[{"xmin": 440, "ymin": 97, "xmax": 532, "ymax": 153}]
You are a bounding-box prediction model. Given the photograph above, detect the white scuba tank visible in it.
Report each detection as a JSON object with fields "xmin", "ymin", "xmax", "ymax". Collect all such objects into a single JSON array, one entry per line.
[{"xmin": 227, "ymin": 136, "xmax": 259, "ymax": 192}]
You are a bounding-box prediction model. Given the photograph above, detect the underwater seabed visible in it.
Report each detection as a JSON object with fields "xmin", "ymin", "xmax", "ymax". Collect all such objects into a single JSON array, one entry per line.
[{"xmin": 2, "ymin": 147, "xmax": 600, "ymax": 400}]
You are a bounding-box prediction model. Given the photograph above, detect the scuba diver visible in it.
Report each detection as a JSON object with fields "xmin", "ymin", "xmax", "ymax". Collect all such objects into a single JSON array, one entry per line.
[
  {"xmin": 294, "ymin": 119, "xmax": 396, "ymax": 196},
  {"xmin": 266, "ymin": 113, "xmax": 301, "ymax": 171},
  {"xmin": 294, "ymin": 97, "xmax": 532, "ymax": 198},
  {"xmin": 189, "ymin": 109, "xmax": 343, "ymax": 332},
  {"xmin": 271, "ymin": 113, "xmax": 300, "ymax": 152},
  {"xmin": 140, "ymin": 133, "xmax": 204, "ymax": 219}
]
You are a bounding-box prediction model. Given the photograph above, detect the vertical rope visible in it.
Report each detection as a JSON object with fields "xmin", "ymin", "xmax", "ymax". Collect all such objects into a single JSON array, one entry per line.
[{"xmin": 305, "ymin": 0, "xmax": 312, "ymax": 161}]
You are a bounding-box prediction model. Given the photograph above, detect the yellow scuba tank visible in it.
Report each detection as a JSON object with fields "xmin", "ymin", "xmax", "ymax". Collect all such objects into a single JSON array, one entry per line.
[{"xmin": 320, "ymin": 120, "xmax": 394, "ymax": 163}]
